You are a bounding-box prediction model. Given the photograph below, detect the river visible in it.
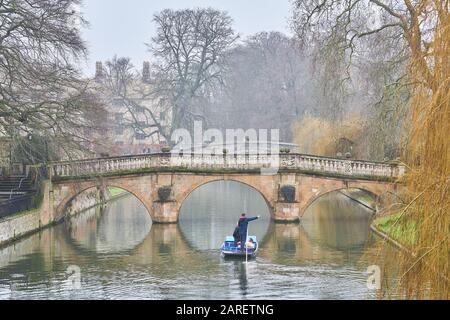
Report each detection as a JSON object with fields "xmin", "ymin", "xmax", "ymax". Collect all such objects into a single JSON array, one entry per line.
[{"xmin": 0, "ymin": 181, "xmax": 388, "ymax": 299}]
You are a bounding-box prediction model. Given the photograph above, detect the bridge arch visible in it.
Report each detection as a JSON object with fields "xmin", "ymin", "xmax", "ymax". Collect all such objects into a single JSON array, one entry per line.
[
  {"xmin": 54, "ymin": 181, "xmax": 154, "ymax": 222},
  {"xmin": 299, "ymin": 187, "xmax": 381, "ymax": 218},
  {"xmin": 175, "ymin": 177, "xmax": 275, "ymax": 219}
]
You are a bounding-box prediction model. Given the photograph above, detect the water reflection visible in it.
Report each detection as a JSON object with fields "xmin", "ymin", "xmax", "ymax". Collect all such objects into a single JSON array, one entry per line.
[
  {"xmin": 66, "ymin": 197, "xmax": 152, "ymax": 254},
  {"xmin": 0, "ymin": 183, "xmax": 393, "ymax": 299},
  {"xmin": 179, "ymin": 181, "xmax": 271, "ymax": 250},
  {"xmin": 259, "ymin": 192, "xmax": 375, "ymax": 266},
  {"xmin": 302, "ymin": 192, "xmax": 374, "ymax": 251},
  {"xmin": 230, "ymin": 260, "xmax": 250, "ymax": 296}
]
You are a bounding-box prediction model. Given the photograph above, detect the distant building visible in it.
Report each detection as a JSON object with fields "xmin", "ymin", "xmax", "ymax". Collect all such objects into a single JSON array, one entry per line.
[{"xmin": 91, "ymin": 61, "xmax": 169, "ymax": 156}]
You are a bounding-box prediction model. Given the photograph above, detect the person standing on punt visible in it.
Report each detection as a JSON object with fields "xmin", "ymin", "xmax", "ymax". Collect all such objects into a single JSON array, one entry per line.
[
  {"xmin": 238, "ymin": 213, "xmax": 260, "ymax": 251},
  {"xmin": 233, "ymin": 223, "xmax": 241, "ymax": 247}
]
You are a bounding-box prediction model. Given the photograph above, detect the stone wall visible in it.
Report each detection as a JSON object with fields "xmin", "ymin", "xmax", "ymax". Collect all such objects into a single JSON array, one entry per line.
[
  {"xmin": 0, "ymin": 181, "xmax": 52, "ymax": 247},
  {"xmin": 0, "ymin": 180, "xmax": 116, "ymax": 247},
  {"xmin": 0, "ymin": 207, "xmax": 43, "ymax": 246}
]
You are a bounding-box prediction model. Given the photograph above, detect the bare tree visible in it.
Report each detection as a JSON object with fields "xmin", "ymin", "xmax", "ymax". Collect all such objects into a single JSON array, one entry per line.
[
  {"xmin": 98, "ymin": 9, "xmax": 237, "ymax": 148},
  {"xmin": 207, "ymin": 32, "xmax": 314, "ymax": 141},
  {"xmin": 290, "ymin": 0, "xmax": 438, "ymax": 159},
  {"xmin": 150, "ymin": 8, "xmax": 238, "ymax": 139},
  {"xmin": 291, "ymin": 0, "xmax": 446, "ymax": 104},
  {"xmin": 0, "ymin": 0, "xmax": 101, "ymax": 163}
]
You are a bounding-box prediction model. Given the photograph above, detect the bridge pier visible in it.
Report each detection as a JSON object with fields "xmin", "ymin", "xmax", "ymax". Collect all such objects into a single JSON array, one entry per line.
[
  {"xmin": 273, "ymin": 202, "xmax": 300, "ymax": 223},
  {"xmin": 149, "ymin": 200, "xmax": 302, "ymax": 224},
  {"xmin": 152, "ymin": 200, "xmax": 179, "ymax": 223}
]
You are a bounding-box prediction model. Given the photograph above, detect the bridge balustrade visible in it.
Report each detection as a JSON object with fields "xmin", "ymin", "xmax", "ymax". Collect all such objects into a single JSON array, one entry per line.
[{"xmin": 50, "ymin": 153, "xmax": 405, "ymax": 179}]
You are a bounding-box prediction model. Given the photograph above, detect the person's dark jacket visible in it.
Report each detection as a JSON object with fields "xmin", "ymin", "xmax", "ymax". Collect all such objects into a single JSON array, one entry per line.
[
  {"xmin": 233, "ymin": 226, "xmax": 240, "ymax": 242},
  {"xmin": 238, "ymin": 216, "xmax": 258, "ymax": 235}
]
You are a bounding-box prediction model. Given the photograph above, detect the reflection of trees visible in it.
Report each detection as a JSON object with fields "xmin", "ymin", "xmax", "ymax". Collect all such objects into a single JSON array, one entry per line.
[
  {"xmin": 0, "ymin": 190, "xmax": 232, "ymax": 292},
  {"xmin": 304, "ymin": 191, "xmax": 374, "ymax": 221},
  {"xmin": 0, "ymin": 221, "xmax": 217, "ymax": 290},
  {"xmin": 128, "ymin": 224, "xmax": 193, "ymax": 265},
  {"xmin": 0, "ymin": 226, "xmax": 85, "ymax": 292},
  {"xmin": 179, "ymin": 181, "xmax": 271, "ymax": 250},
  {"xmin": 66, "ymin": 196, "xmax": 152, "ymax": 254},
  {"xmin": 63, "ymin": 200, "xmax": 203, "ymax": 271},
  {"xmin": 302, "ymin": 192, "xmax": 374, "ymax": 251},
  {"xmin": 260, "ymin": 223, "xmax": 355, "ymax": 265},
  {"xmin": 260, "ymin": 194, "xmax": 375, "ymax": 265},
  {"xmin": 302, "ymin": 219, "xmax": 372, "ymax": 251}
]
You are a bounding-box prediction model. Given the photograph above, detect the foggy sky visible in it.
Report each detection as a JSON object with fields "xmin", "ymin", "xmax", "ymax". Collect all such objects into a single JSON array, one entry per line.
[{"xmin": 81, "ymin": 0, "xmax": 292, "ymax": 75}]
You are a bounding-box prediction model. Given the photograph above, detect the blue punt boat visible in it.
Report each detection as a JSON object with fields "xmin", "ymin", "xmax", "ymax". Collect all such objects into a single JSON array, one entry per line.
[{"xmin": 220, "ymin": 236, "xmax": 258, "ymax": 258}]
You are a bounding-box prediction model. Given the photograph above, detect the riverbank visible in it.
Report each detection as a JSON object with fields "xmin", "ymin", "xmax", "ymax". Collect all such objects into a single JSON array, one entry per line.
[
  {"xmin": 372, "ymin": 211, "xmax": 416, "ymax": 246},
  {"xmin": 0, "ymin": 184, "xmax": 129, "ymax": 248},
  {"xmin": 370, "ymin": 209, "xmax": 418, "ymax": 259},
  {"xmin": 371, "ymin": 209, "xmax": 449, "ymax": 296},
  {"xmin": 338, "ymin": 189, "xmax": 376, "ymax": 211}
]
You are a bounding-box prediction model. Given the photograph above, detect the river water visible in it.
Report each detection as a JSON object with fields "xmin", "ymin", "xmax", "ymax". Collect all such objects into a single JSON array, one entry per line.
[{"xmin": 0, "ymin": 181, "xmax": 386, "ymax": 299}]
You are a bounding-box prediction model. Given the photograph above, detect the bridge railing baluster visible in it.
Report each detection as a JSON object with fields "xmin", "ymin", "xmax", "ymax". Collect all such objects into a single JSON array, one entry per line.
[{"xmin": 353, "ymin": 161, "xmax": 357, "ymax": 175}]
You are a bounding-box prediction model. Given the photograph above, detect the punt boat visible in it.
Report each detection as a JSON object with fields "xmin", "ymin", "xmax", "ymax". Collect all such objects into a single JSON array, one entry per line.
[{"xmin": 220, "ymin": 236, "xmax": 258, "ymax": 258}]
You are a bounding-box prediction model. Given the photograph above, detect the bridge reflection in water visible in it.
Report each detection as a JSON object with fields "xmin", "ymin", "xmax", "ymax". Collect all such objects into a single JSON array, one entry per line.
[{"xmin": 0, "ymin": 182, "xmax": 388, "ymax": 299}]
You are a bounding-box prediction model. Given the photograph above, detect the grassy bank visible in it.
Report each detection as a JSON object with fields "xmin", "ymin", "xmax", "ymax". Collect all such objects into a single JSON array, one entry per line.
[
  {"xmin": 108, "ymin": 187, "xmax": 128, "ymax": 197},
  {"xmin": 373, "ymin": 211, "xmax": 417, "ymax": 247}
]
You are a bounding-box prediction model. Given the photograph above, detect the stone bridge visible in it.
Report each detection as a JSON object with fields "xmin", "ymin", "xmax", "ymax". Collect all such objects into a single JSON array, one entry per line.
[{"xmin": 48, "ymin": 153, "xmax": 405, "ymax": 223}]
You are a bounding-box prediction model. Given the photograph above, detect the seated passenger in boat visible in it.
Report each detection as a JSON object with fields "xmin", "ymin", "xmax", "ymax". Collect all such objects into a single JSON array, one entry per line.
[{"xmin": 245, "ymin": 238, "xmax": 255, "ymax": 249}]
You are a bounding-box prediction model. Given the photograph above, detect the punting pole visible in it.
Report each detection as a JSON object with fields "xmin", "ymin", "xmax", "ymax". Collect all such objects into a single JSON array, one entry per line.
[{"xmin": 244, "ymin": 225, "xmax": 249, "ymax": 264}]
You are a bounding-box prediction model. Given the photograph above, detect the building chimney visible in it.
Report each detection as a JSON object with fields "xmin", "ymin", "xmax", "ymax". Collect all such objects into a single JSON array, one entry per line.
[
  {"xmin": 95, "ymin": 61, "xmax": 103, "ymax": 80},
  {"xmin": 142, "ymin": 61, "xmax": 150, "ymax": 83}
]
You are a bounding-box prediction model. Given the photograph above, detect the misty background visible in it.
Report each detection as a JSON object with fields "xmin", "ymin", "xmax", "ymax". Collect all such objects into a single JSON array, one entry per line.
[
  {"xmin": 81, "ymin": 0, "xmax": 292, "ymax": 75},
  {"xmin": 80, "ymin": 0, "xmax": 404, "ymax": 160},
  {"xmin": 1, "ymin": 0, "xmax": 407, "ymax": 163}
]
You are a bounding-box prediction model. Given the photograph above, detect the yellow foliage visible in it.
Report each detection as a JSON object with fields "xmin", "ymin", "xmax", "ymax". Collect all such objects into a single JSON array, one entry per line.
[
  {"xmin": 292, "ymin": 114, "xmax": 366, "ymax": 158},
  {"xmin": 396, "ymin": 1, "xmax": 450, "ymax": 299}
]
